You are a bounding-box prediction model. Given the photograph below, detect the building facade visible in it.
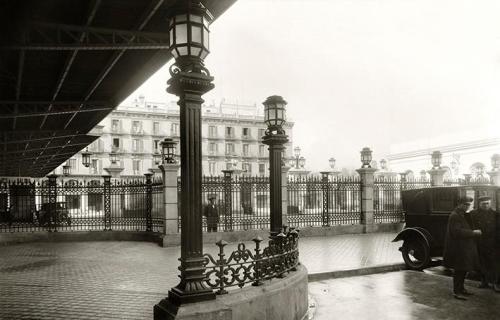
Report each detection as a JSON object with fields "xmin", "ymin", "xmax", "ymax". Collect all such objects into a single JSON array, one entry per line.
[
  {"xmin": 387, "ymin": 130, "xmax": 500, "ymax": 179},
  {"xmin": 55, "ymin": 96, "xmax": 295, "ymax": 179}
]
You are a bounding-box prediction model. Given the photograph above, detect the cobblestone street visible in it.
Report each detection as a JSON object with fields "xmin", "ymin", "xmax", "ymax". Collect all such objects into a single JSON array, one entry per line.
[{"xmin": 0, "ymin": 233, "xmax": 401, "ymax": 319}]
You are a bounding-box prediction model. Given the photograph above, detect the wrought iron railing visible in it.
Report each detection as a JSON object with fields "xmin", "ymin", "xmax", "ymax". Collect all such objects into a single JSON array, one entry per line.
[
  {"xmin": 203, "ymin": 227, "xmax": 300, "ymax": 294},
  {"xmin": 374, "ymin": 177, "xmax": 404, "ymax": 223},
  {"xmin": 0, "ymin": 176, "xmax": 164, "ymax": 233},
  {"xmin": 287, "ymin": 176, "xmax": 362, "ymax": 227}
]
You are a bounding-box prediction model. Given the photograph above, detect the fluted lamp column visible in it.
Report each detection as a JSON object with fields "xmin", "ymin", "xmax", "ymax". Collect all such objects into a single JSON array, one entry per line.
[
  {"xmin": 154, "ymin": 2, "xmax": 215, "ymax": 317},
  {"xmin": 262, "ymin": 95, "xmax": 289, "ymax": 237}
]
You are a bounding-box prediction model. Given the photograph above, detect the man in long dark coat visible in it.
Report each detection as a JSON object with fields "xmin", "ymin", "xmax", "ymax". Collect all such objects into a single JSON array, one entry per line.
[
  {"xmin": 469, "ymin": 196, "xmax": 499, "ymax": 290},
  {"xmin": 443, "ymin": 196, "xmax": 482, "ymax": 300},
  {"xmin": 203, "ymin": 196, "xmax": 219, "ymax": 232}
]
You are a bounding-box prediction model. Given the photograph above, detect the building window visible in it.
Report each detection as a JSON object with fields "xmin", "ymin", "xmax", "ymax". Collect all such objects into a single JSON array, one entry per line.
[
  {"xmin": 209, "ymin": 126, "xmax": 217, "ymax": 137},
  {"xmin": 259, "ymin": 163, "xmax": 266, "ymax": 175},
  {"xmin": 259, "ymin": 145, "xmax": 266, "ymax": 156},
  {"xmin": 132, "ymin": 139, "xmax": 143, "ymax": 153},
  {"xmin": 258, "ymin": 128, "xmax": 265, "ymax": 138},
  {"xmin": 209, "ymin": 162, "xmax": 216, "ymax": 175},
  {"xmin": 153, "ymin": 122, "xmax": 160, "ymax": 135},
  {"xmin": 225, "ymin": 127, "xmax": 234, "ymax": 138},
  {"xmin": 132, "ymin": 121, "xmax": 142, "ymax": 134},
  {"xmin": 209, "ymin": 143, "xmax": 217, "ymax": 154},
  {"xmin": 226, "ymin": 162, "xmax": 233, "ymax": 170},
  {"xmin": 242, "ymin": 128, "xmax": 250, "ymax": 137},
  {"xmin": 91, "ymin": 159, "xmax": 99, "ymax": 174},
  {"xmin": 153, "ymin": 139, "xmax": 160, "ymax": 153},
  {"xmin": 225, "ymin": 143, "xmax": 235, "ymax": 155},
  {"xmin": 243, "ymin": 163, "xmax": 251, "ymax": 174},
  {"xmin": 243, "ymin": 144, "xmax": 249, "ymax": 156},
  {"xmin": 68, "ymin": 158, "xmax": 76, "ymax": 170},
  {"xmin": 112, "ymin": 138, "xmax": 120, "ymax": 150},
  {"xmin": 171, "ymin": 123, "xmax": 179, "ymax": 136},
  {"xmin": 111, "ymin": 119, "xmax": 120, "ymax": 132},
  {"xmin": 66, "ymin": 195, "xmax": 81, "ymax": 210},
  {"xmin": 133, "ymin": 160, "xmax": 141, "ymax": 175}
]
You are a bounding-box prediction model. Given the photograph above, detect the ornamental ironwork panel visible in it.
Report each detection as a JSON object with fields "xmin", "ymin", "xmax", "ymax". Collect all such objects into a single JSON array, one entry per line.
[
  {"xmin": 202, "ymin": 227, "xmax": 300, "ymax": 294},
  {"xmin": 0, "ymin": 176, "xmax": 164, "ymax": 233},
  {"xmin": 287, "ymin": 176, "xmax": 362, "ymax": 227},
  {"xmin": 374, "ymin": 177, "xmax": 404, "ymax": 223}
]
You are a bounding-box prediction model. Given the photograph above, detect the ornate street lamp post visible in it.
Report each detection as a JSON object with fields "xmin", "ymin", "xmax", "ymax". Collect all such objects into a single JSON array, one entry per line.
[
  {"xmin": 290, "ymin": 146, "xmax": 306, "ymax": 169},
  {"xmin": 155, "ymin": 1, "xmax": 215, "ymax": 313},
  {"xmin": 109, "ymin": 152, "xmax": 118, "ymax": 165},
  {"xmin": 329, "ymin": 157, "xmax": 336, "ymax": 170},
  {"xmin": 262, "ymin": 95, "xmax": 288, "ymax": 237}
]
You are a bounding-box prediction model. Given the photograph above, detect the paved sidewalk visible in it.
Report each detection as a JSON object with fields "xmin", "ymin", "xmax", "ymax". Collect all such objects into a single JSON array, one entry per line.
[{"xmin": 0, "ymin": 232, "xmax": 401, "ymax": 319}]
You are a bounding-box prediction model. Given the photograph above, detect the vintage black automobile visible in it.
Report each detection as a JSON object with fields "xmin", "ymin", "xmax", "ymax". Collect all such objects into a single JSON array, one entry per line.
[{"xmin": 393, "ymin": 185, "xmax": 500, "ymax": 270}]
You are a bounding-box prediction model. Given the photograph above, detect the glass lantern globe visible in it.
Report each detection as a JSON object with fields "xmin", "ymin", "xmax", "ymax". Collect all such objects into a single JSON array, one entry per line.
[
  {"xmin": 491, "ymin": 154, "xmax": 500, "ymax": 170},
  {"xmin": 168, "ymin": 1, "xmax": 213, "ymax": 60},
  {"xmin": 263, "ymin": 95, "xmax": 287, "ymax": 130},
  {"xmin": 431, "ymin": 151, "xmax": 442, "ymax": 169},
  {"xmin": 81, "ymin": 148, "xmax": 92, "ymax": 168},
  {"xmin": 161, "ymin": 138, "xmax": 177, "ymax": 164},
  {"xmin": 329, "ymin": 157, "xmax": 336, "ymax": 169},
  {"xmin": 109, "ymin": 152, "xmax": 118, "ymax": 165},
  {"xmin": 294, "ymin": 146, "xmax": 301, "ymax": 158},
  {"xmin": 360, "ymin": 147, "xmax": 372, "ymax": 168},
  {"xmin": 299, "ymin": 156, "xmax": 306, "ymax": 168},
  {"xmin": 153, "ymin": 152, "xmax": 162, "ymax": 165}
]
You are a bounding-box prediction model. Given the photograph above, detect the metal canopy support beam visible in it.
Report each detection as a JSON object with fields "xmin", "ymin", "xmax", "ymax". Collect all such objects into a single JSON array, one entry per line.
[
  {"xmin": 0, "ymin": 105, "xmax": 113, "ymax": 119},
  {"xmin": 2, "ymin": 22, "xmax": 170, "ymax": 51}
]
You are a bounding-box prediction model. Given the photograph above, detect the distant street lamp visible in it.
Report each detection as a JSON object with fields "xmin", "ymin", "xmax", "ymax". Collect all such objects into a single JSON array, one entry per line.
[
  {"xmin": 431, "ymin": 151, "xmax": 442, "ymax": 169},
  {"xmin": 160, "ymin": 138, "xmax": 177, "ymax": 164},
  {"xmin": 262, "ymin": 95, "xmax": 289, "ymax": 237},
  {"xmin": 154, "ymin": 1, "xmax": 216, "ymax": 312},
  {"xmin": 380, "ymin": 159, "xmax": 387, "ymax": 170},
  {"xmin": 81, "ymin": 148, "xmax": 92, "ymax": 168},
  {"xmin": 491, "ymin": 154, "xmax": 500, "ymax": 171},
  {"xmin": 153, "ymin": 152, "xmax": 162, "ymax": 166},
  {"xmin": 290, "ymin": 146, "xmax": 306, "ymax": 169},
  {"xmin": 329, "ymin": 157, "xmax": 336, "ymax": 170},
  {"xmin": 360, "ymin": 147, "xmax": 373, "ymax": 168},
  {"xmin": 109, "ymin": 152, "xmax": 118, "ymax": 165}
]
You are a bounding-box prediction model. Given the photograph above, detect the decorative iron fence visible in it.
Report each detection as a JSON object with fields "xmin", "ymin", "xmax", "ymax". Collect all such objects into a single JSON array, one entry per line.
[
  {"xmin": 374, "ymin": 177, "xmax": 404, "ymax": 223},
  {"xmin": 189, "ymin": 175, "xmax": 270, "ymax": 232},
  {"xmin": 0, "ymin": 176, "xmax": 164, "ymax": 233},
  {"xmin": 287, "ymin": 176, "xmax": 362, "ymax": 227},
  {"xmin": 203, "ymin": 227, "xmax": 299, "ymax": 294}
]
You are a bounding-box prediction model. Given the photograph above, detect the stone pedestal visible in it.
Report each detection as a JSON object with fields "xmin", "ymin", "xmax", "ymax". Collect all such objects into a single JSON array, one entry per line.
[
  {"xmin": 160, "ymin": 164, "xmax": 181, "ymax": 235},
  {"xmin": 427, "ymin": 168, "xmax": 447, "ymax": 186},
  {"xmin": 487, "ymin": 170, "xmax": 500, "ymax": 186},
  {"xmin": 356, "ymin": 168, "xmax": 377, "ymax": 233},
  {"xmin": 104, "ymin": 164, "xmax": 123, "ymax": 179}
]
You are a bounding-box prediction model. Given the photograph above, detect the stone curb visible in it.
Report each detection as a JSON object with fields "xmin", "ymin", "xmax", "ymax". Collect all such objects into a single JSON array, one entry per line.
[{"xmin": 307, "ymin": 263, "xmax": 407, "ymax": 282}]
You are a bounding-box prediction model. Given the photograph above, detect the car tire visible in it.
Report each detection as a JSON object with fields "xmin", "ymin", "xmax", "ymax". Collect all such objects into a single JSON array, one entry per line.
[{"xmin": 401, "ymin": 238, "xmax": 430, "ymax": 270}]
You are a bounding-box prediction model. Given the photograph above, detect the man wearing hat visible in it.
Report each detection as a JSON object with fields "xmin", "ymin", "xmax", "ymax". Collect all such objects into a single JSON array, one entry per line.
[
  {"xmin": 203, "ymin": 195, "xmax": 219, "ymax": 232},
  {"xmin": 470, "ymin": 195, "xmax": 499, "ymax": 291},
  {"xmin": 443, "ymin": 196, "xmax": 482, "ymax": 300}
]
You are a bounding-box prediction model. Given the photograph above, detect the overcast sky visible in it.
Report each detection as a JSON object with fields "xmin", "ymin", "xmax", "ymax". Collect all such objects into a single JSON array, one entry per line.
[{"xmin": 124, "ymin": 0, "xmax": 500, "ymax": 171}]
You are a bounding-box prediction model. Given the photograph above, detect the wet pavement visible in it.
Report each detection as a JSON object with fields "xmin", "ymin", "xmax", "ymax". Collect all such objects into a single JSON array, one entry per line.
[
  {"xmin": 0, "ymin": 232, "xmax": 403, "ymax": 319},
  {"xmin": 309, "ymin": 271, "xmax": 500, "ymax": 320}
]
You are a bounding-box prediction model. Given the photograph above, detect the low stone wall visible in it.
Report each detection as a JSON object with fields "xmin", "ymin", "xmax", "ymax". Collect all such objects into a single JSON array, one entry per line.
[
  {"xmin": 154, "ymin": 265, "xmax": 308, "ymax": 320},
  {"xmin": 0, "ymin": 223, "xmax": 403, "ymax": 246},
  {"xmin": 0, "ymin": 231, "xmax": 162, "ymax": 246}
]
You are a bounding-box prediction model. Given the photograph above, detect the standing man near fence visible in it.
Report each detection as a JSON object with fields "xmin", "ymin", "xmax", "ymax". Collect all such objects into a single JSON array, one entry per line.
[
  {"xmin": 469, "ymin": 196, "xmax": 499, "ymax": 291},
  {"xmin": 443, "ymin": 196, "xmax": 482, "ymax": 300},
  {"xmin": 204, "ymin": 196, "xmax": 219, "ymax": 232}
]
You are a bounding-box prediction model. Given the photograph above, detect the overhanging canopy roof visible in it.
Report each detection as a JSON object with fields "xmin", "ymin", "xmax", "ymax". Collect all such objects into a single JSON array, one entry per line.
[{"xmin": 0, "ymin": 0, "xmax": 236, "ymax": 177}]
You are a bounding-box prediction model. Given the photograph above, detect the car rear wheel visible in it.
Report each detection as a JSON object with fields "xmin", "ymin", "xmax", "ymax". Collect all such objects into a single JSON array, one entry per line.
[{"xmin": 401, "ymin": 238, "xmax": 430, "ymax": 270}]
